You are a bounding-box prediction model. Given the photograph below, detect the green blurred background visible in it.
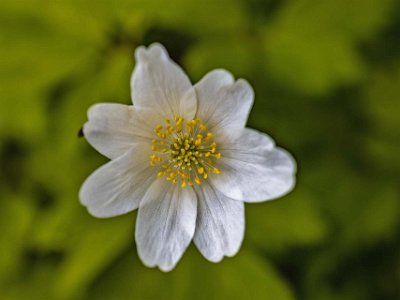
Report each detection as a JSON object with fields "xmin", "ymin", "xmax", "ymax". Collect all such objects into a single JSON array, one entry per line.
[{"xmin": 1, "ymin": 0, "xmax": 399, "ymax": 299}]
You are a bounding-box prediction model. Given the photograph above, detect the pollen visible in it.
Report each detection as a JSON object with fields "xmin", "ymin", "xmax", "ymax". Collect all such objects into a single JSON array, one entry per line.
[{"xmin": 149, "ymin": 116, "xmax": 222, "ymax": 188}]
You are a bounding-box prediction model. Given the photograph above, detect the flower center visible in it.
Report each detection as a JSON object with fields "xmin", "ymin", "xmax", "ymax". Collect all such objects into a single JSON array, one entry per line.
[{"xmin": 150, "ymin": 116, "xmax": 221, "ymax": 188}]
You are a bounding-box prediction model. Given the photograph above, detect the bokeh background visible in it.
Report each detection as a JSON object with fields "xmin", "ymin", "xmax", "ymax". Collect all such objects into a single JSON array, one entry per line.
[{"xmin": 1, "ymin": 0, "xmax": 399, "ymax": 299}]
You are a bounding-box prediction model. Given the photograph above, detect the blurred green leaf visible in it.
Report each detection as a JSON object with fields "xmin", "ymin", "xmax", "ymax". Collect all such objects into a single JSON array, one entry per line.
[
  {"xmin": 263, "ymin": 0, "xmax": 395, "ymax": 94},
  {"xmin": 53, "ymin": 215, "xmax": 134, "ymax": 300},
  {"xmin": 0, "ymin": 194, "xmax": 36, "ymax": 284},
  {"xmin": 184, "ymin": 38, "xmax": 257, "ymax": 81},
  {"xmin": 131, "ymin": 0, "xmax": 248, "ymax": 36},
  {"xmin": 304, "ymin": 185, "xmax": 399, "ymax": 299},
  {"xmin": 246, "ymin": 186, "xmax": 328, "ymax": 253},
  {"xmin": 341, "ymin": 186, "xmax": 399, "ymax": 249},
  {"xmin": 364, "ymin": 63, "xmax": 400, "ymax": 139},
  {"xmin": 88, "ymin": 247, "xmax": 294, "ymax": 300}
]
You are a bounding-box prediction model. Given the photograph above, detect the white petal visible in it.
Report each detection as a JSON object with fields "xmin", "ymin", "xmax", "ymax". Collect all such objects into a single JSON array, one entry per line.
[
  {"xmin": 194, "ymin": 182, "xmax": 245, "ymax": 262},
  {"xmin": 211, "ymin": 128, "xmax": 296, "ymax": 202},
  {"xmin": 135, "ymin": 179, "xmax": 197, "ymax": 272},
  {"xmin": 194, "ymin": 69, "xmax": 254, "ymax": 143},
  {"xmin": 131, "ymin": 43, "xmax": 197, "ymax": 121},
  {"xmin": 83, "ymin": 103, "xmax": 155, "ymax": 159},
  {"xmin": 79, "ymin": 145, "xmax": 155, "ymax": 218}
]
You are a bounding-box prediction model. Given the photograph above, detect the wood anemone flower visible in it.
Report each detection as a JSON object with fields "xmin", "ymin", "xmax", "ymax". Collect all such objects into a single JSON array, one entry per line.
[{"xmin": 79, "ymin": 43, "xmax": 296, "ymax": 271}]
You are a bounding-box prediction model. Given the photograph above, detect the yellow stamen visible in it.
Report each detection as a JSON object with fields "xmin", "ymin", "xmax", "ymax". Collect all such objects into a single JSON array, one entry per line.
[
  {"xmin": 149, "ymin": 116, "xmax": 222, "ymax": 188},
  {"xmin": 195, "ymin": 177, "xmax": 202, "ymax": 185}
]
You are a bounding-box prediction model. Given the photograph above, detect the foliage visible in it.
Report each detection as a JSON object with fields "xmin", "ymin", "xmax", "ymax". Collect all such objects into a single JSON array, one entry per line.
[{"xmin": 0, "ymin": 0, "xmax": 399, "ymax": 299}]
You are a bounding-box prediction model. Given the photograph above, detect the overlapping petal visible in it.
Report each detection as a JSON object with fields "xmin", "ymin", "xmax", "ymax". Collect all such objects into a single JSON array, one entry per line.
[
  {"xmin": 79, "ymin": 145, "xmax": 155, "ymax": 218},
  {"xmin": 135, "ymin": 179, "xmax": 197, "ymax": 271},
  {"xmin": 211, "ymin": 128, "xmax": 296, "ymax": 202},
  {"xmin": 194, "ymin": 182, "xmax": 245, "ymax": 262},
  {"xmin": 131, "ymin": 43, "xmax": 197, "ymax": 121},
  {"xmin": 194, "ymin": 69, "xmax": 254, "ymax": 143},
  {"xmin": 83, "ymin": 103, "xmax": 156, "ymax": 159}
]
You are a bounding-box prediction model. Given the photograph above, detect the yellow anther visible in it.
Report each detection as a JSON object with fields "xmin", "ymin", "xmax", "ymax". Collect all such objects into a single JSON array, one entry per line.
[
  {"xmin": 181, "ymin": 181, "xmax": 186, "ymax": 188},
  {"xmin": 195, "ymin": 177, "xmax": 202, "ymax": 185},
  {"xmin": 205, "ymin": 152, "xmax": 211, "ymax": 157},
  {"xmin": 203, "ymin": 173, "xmax": 208, "ymax": 179},
  {"xmin": 215, "ymin": 153, "xmax": 221, "ymax": 159},
  {"xmin": 206, "ymin": 133, "xmax": 213, "ymax": 140},
  {"xmin": 157, "ymin": 171, "xmax": 164, "ymax": 177},
  {"xmin": 175, "ymin": 116, "xmax": 183, "ymax": 126},
  {"xmin": 199, "ymin": 124, "xmax": 207, "ymax": 131},
  {"xmin": 152, "ymin": 139, "xmax": 158, "ymax": 144},
  {"xmin": 198, "ymin": 167, "xmax": 204, "ymax": 174},
  {"xmin": 214, "ymin": 168, "xmax": 221, "ymax": 174}
]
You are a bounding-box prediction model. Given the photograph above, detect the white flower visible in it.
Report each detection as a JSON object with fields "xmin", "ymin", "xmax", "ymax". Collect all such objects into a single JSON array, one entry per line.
[{"xmin": 79, "ymin": 43, "xmax": 296, "ymax": 271}]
